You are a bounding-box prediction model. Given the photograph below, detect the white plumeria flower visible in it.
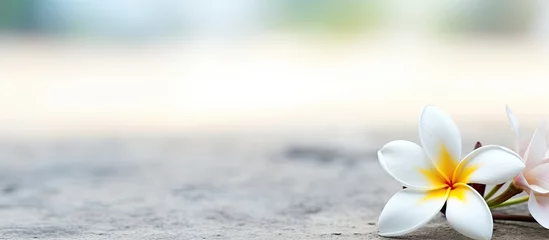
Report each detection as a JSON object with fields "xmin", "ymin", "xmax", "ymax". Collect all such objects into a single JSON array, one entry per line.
[
  {"xmin": 506, "ymin": 106, "xmax": 549, "ymax": 228},
  {"xmin": 377, "ymin": 106, "xmax": 524, "ymax": 240}
]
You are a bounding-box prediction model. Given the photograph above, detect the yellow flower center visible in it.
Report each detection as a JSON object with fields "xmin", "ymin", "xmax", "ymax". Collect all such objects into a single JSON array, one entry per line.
[{"xmin": 420, "ymin": 145, "xmax": 478, "ymax": 201}]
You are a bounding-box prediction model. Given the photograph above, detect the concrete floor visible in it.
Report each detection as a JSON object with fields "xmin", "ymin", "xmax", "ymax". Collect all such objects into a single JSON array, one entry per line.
[{"xmin": 0, "ymin": 131, "xmax": 545, "ymax": 239}]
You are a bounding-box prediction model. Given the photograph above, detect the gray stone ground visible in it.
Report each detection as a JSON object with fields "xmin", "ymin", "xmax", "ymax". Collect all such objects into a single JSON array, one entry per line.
[{"xmin": 0, "ymin": 129, "xmax": 545, "ymax": 239}]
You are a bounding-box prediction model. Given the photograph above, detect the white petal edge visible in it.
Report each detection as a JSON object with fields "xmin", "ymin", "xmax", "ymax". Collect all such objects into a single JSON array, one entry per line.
[
  {"xmin": 529, "ymin": 185, "xmax": 549, "ymax": 194},
  {"xmin": 524, "ymin": 123, "xmax": 547, "ymax": 170},
  {"xmin": 506, "ymin": 105, "xmax": 521, "ymax": 153},
  {"xmin": 378, "ymin": 188, "xmax": 449, "ymax": 237},
  {"xmin": 455, "ymin": 145, "xmax": 524, "ymax": 185},
  {"xmin": 418, "ymin": 105, "xmax": 462, "ymax": 178},
  {"xmin": 378, "ymin": 140, "xmax": 445, "ymax": 190},
  {"xmin": 528, "ymin": 192, "xmax": 549, "ymax": 229},
  {"xmin": 446, "ymin": 184, "xmax": 493, "ymax": 240}
]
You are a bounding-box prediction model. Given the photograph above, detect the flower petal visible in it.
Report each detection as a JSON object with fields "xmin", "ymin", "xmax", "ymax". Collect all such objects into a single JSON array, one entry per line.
[
  {"xmin": 514, "ymin": 172, "xmax": 532, "ymax": 192},
  {"xmin": 525, "ymin": 163, "xmax": 549, "ymax": 194},
  {"xmin": 528, "ymin": 192, "xmax": 549, "ymax": 228},
  {"xmin": 524, "ymin": 124, "xmax": 547, "ymax": 170},
  {"xmin": 454, "ymin": 145, "xmax": 524, "ymax": 185},
  {"xmin": 529, "ymin": 185, "xmax": 549, "ymax": 194},
  {"xmin": 506, "ymin": 105, "xmax": 521, "ymax": 153},
  {"xmin": 378, "ymin": 188, "xmax": 449, "ymax": 237},
  {"xmin": 378, "ymin": 140, "xmax": 446, "ymax": 189},
  {"xmin": 419, "ymin": 106, "xmax": 462, "ymax": 181},
  {"xmin": 446, "ymin": 184, "xmax": 493, "ymax": 240}
]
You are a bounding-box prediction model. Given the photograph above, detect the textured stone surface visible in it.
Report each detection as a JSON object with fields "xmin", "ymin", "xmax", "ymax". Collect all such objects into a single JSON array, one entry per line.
[{"xmin": 0, "ymin": 130, "xmax": 545, "ymax": 239}]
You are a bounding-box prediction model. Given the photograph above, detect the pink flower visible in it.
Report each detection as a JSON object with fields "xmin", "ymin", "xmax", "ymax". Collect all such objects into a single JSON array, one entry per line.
[{"xmin": 507, "ymin": 106, "xmax": 549, "ymax": 228}]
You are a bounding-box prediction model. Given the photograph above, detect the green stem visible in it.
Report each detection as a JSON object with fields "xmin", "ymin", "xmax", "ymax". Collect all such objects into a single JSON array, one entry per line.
[
  {"xmin": 490, "ymin": 196, "xmax": 529, "ymax": 209},
  {"xmin": 484, "ymin": 183, "xmax": 504, "ymax": 200},
  {"xmin": 486, "ymin": 183, "xmax": 523, "ymax": 207}
]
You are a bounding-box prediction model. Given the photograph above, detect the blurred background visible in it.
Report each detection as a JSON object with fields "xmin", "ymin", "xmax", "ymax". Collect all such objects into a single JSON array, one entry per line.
[
  {"xmin": 0, "ymin": 0, "xmax": 548, "ymax": 138},
  {"xmin": 0, "ymin": 1, "xmax": 548, "ymax": 238}
]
